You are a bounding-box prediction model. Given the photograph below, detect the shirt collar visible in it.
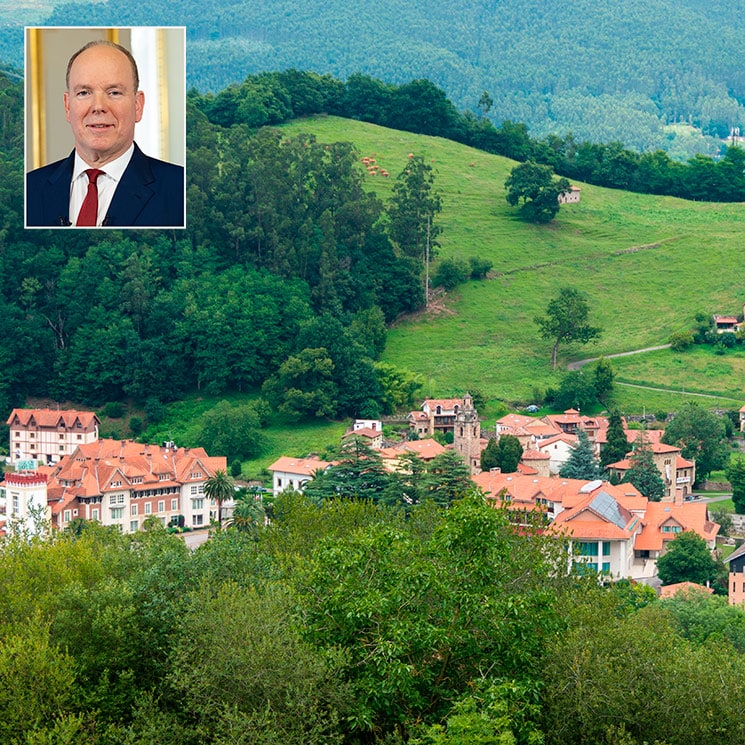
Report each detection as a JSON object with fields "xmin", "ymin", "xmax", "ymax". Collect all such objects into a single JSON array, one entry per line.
[{"xmin": 72, "ymin": 143, "xmax": 135, "ymax": 183}]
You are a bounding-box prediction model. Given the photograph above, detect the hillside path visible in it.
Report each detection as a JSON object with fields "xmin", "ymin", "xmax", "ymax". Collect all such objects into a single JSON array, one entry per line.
[{"xmin": 567, "ymin": 344, "xmax": 671, "ymax": 370}]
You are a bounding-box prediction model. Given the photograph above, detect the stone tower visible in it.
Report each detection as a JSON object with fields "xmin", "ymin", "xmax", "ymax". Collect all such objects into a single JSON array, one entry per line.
[{"xmin": 454, "ymin": 392, "xmax": 481, "ymax": 474}]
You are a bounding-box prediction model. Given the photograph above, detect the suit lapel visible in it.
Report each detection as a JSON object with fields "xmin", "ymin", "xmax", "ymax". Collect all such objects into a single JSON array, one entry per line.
[
  {"xmin": 105, "ymin": 144, "xmax": 156, "ymax": 226},
  {"xmin": 46, "ymin": 154, "xmax": 75, "ymax": 225}
]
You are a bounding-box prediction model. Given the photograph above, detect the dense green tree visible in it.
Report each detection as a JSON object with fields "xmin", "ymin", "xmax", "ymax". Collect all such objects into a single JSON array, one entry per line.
[
  {"xmin": 480, "ymin": 435, "xmax": 523, "ymax": 474},
  {"xmin": 169, "ymin": 582, "xmax": 347, "ymax": 745},
  {"xmin": 299, "ymin": 492, "xmax": 565, "ymax": 739},
  {"xmin": 432, "ymin": 257, "xmax": 469, "ymax": 290},
  {"xmin": 388, "ymin": 154, "xmax": 443, "ymax": 266},
  {"xmin": 374, "ymin": 362, "xmax": 423, "ymax": 414},
  {"xmin": 591, "ymin": 357, "xmax": 615, "ymax": 401},
  {"xmin": 203, "ymin": 469, "xmax": 235, "ymax": 529},
  {"xmin": 504, "ymin": 161, "xmax": 571, "ymax": 223},
  {"xmin": 560, "ymin": 430, "xmax": 601, "ymax": 480},
  {"xmin": 262, "ymin": 347, "xmax": 338, "ymax": 420},
  {"xmin": 197, "ymin": 400, "xmax": 266, "ymax": 461},
  {"xmin": 602, "ymin": 410, "xmax": 630, "ymax": 469},
  {"xmin": 656, "ymin": 531, "xmax": 719, "ymax": 587},
  {"xmin": 662, "ymin": 402, "xmax": 730, "ymax": 482},
  {"xmin": 422, "ymin": 450, "xmax": 474, "ymax": 506},
  {"xmin": 621, "ymin": 439, "xmax": 666, "ymax": 500},
  {"xmin": 541, "ymin": 595, "xmax": 745, "ymax": 745},
  {"xmin": 727, "ymin": 455, "xmax": 745, "ymax": 514},
  {"xmin": 304, "ymin": 438, "xmax": 395, "ymax": 504},
  {"xmin": 552, "ymin": 370, "xmax": 599, "ymax": 411},
  {"xmin": 534, "ymin": 287, "xmax": 602, "ymax": 369}
]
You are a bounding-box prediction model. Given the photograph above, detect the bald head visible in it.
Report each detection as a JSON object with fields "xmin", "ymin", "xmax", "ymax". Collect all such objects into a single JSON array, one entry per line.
[{"xmin": 66, "ymin": 40, "xmax": 139, "ymax": 92}]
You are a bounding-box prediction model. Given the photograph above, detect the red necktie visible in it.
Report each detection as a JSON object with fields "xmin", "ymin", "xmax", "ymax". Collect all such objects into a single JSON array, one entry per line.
[{"xmin": 76, "ymin": 168, "xmax": 104, "ymax": 226}]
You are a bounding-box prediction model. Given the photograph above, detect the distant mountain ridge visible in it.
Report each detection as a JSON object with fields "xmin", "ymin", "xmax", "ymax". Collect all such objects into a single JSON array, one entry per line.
[{"xmin": 6, "ymin": 0, "xmax": 745, "ymax": 155}]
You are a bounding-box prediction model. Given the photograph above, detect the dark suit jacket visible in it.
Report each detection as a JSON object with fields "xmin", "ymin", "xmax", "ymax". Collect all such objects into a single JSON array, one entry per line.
[{"xmin": 26, "ymin": 143, "xmax": 185, "ymax": 228}]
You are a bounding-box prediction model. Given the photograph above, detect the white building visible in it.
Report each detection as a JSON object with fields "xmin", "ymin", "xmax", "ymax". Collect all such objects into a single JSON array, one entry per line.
[
  {"xmin": 267, "ymin": 456, "xmax": 332, "ymax": 497},
  {"xmin": 7, "ymin": 408, "xmax": 99, "ymax": 465},
  {"xmin": 1, "ymin": 469, "xmax": 50, "ymax": 535}
]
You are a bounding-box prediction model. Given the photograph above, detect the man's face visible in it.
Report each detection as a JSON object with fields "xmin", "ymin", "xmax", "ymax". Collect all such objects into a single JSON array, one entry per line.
[{"xmin": 64, "ymin": 45, "xmax": 144, "ymax": 166}]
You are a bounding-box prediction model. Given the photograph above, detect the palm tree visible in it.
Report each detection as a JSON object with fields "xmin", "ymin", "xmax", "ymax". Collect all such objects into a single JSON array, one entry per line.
[
  {"xmin": 203, "ymin": 469, "xmax": 234, "ymax": 529},
  {"xmin": 230, "ymin": 487, "xmax": 266, "ymax": 539}
]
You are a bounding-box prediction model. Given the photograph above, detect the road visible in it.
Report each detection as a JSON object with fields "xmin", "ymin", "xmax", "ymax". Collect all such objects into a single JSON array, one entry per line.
[{"xmin": 567, "ymin": 344, "xmax": 671, "ymax": 370}]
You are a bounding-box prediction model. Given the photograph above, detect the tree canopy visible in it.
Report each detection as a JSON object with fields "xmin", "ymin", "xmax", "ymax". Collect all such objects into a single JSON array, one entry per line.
[
  {"xmin": 534, "ymin": 287, "xmax": 602, "ymax": 369},
  {"xmin": 505, "ymin": 161, "xmax": 571, "ymax": 223}
]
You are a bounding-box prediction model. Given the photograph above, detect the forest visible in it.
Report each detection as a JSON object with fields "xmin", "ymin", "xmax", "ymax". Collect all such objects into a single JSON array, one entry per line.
[
  {"xmin": 4, "ymin": 0, "xmax": 745, "ymax": 155},
  {"xmin": 4, "ymin": 66, "xmax": 745, "ymax": 424},
  {"xmin": 4, "ymin": 489, "xmax": 745, "ymax": 745}
]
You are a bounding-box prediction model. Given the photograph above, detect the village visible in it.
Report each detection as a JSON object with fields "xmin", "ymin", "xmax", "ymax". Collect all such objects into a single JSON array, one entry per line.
[{"xmin": 4, "ymin": 395, "xmax": 745, "ymax": 605}]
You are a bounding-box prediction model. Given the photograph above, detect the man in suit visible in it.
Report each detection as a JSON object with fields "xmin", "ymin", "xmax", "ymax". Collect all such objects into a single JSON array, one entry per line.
[{"xmin": 26, "ymin": 40, "xmax": 184, "ymax": 228}]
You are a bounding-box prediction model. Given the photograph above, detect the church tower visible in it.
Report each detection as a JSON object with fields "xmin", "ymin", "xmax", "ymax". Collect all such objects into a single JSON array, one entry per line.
[{"xmin": 454, "ymin": 392, "xmax": 481, "ymax": 474}]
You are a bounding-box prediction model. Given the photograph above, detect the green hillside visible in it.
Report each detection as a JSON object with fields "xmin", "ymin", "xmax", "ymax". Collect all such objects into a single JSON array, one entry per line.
[{"xmin": 281, "ymin": 116, "xmax": 745, "ymax": 413}]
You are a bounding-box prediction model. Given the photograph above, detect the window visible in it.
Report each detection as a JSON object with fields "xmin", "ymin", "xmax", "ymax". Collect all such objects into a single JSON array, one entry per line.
[
  {"xmin": 130, "ymin": 520, "xmax": 139, "ymax": 533},
  {"xmin": 192, "ymin": 498, "xmax": 204, "ymax": 510},
  {"xmin": 145, "ymin": 503, "xmax": 152, "ymax": 515},
  {"xmin": 117, "ymin": 494, "xmax": 124, "ymax": 504},
  {"xmin": 171, "ymin": 498, "xmax": 178, "ymax": 511},
  {"xmin": 29, "ymin": 433, "xmax": 34, "ymax": 439},
  {"xmin": 77, "ymin": 434, "xmax": 82, "ymax": 440},
  {"xmin": 59, "ymin": 434, "xmax": 64, "ymax": 440},
  {"xmin": 602, "ymin": 542, "xmax": 611, "ymax": 557},
  {"xmin": 63, "ymin": 510, "xmax": 71, "ymax": 523},
  {"xmin": 277, "ymin": 478, "xmax": 283, "ymax": 488},
  {"xmin": 131, "ymin": 504, "xmax": 138, "ymax": 516},
  {"xmin": 578, "ymin": 542, "xmax": 599, "ymax": 557},
  {"xmin": 602, "ymin": 562, "xmax": 611, "ymax": 573},
  {"xmin": 59, "ymin": 445, "xmax": 64, "ymax": 451},
  {"xmin": 190, "ymin": 485, "xmax": 198, "ymax": 495},
  {"xmin": 158, "ymin": 500, "xmax": 165, "ymax": 513},
  {"xmin": 92, "ymin": 508, "xmax": 99, "ymax": 521},
  {"xmin": 111, "ymin": 507, "xmax": 124, "ymax": 519},
  {"xmin": 109, "ymin": 495, "xmax": 117, "ymax": 505},
  {"xmin": 193, "ymin": 514, "xmax": 204, "ymax": 527}
]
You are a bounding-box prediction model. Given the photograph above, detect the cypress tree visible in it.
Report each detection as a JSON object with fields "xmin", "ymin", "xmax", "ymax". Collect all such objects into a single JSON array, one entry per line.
[
  {"xmin": 560, "ymin": 430, "xmax": 601, "ymax": 480},
  {"xmin": 602, "ymin": 410, "xmax": 630, "ymax": 468}
]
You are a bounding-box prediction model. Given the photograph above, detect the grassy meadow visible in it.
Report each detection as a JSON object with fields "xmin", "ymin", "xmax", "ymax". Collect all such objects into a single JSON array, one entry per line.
[{"xmin": 282, "ymin": 116, "xmax": 745, "ymax": 415}]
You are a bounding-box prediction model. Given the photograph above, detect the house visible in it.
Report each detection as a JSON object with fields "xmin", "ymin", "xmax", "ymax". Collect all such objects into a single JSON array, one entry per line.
[
  {"xmin": 633, "ymin": 501, "xmax": 718, "ymax": 571},
  {"xmin": 267, "ymin": 456, "xmax": 332, "ymax": 497},
  {"xmin": 739, "ymin": 404, "xmax": 745, "ymax": 433},
  {"xmin": 2, "ymin": 438, "xmax": 228, "ymax": 534},
  {"xmin": 605, "ymin": 442, "xmax": 695, "ymax": 500},
  {"xmin": 379, "ymin": 438, "xmax": 446, "ymax": 472},
  {"xmin": 536, "ymin": 434, "xmax": 579, "ymax": 475},
  {"xmin": 473, "ymin": 471, "xmax": 718, "ymax": 581},
  {"xmin": 408, "ymin": 398, "xmax": 466, "ymax": 438},
  {"xmin": 713, "ymin": 315, "xmax": 741, "ymax": 334},
  {"xmin": 343, "ymin": 427, "xmax": 384, "ymax": 450},
  {"xmin": 7, "ymin": 408, "xmax": 100, "ymax": 465},
  {"xmin": 659, "ymin": 581, "xmax": 713, "ymax": 600},
  {"xmin": 558, "ymin": 185, "xmax": 581, "ymax": 204},
  {"xmin": 519, "ymin": 448, "xmax": 551, "ymax": 478},
  {"xmin": 725, "ymin": 541, "xmax": 745, "ymax": 605}
]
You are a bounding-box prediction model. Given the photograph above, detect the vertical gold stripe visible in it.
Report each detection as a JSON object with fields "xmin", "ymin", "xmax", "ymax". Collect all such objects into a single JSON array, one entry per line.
[
  {"xmin": 29, "ymin": 28, "xmax": 45, "ymax": 169},
  {"xmin": 157, "ymin": 29, "xmax": 169, "ymax": 157},
  {"xmin": 109, "ymin": 28, "xmax": 119, "ymax": 44}
]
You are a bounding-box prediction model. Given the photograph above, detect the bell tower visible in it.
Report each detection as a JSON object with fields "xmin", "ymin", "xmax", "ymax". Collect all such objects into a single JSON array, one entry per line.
[{"xmin": 454, "ymin": 393, "xmax": 481, "ymax": 474}]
